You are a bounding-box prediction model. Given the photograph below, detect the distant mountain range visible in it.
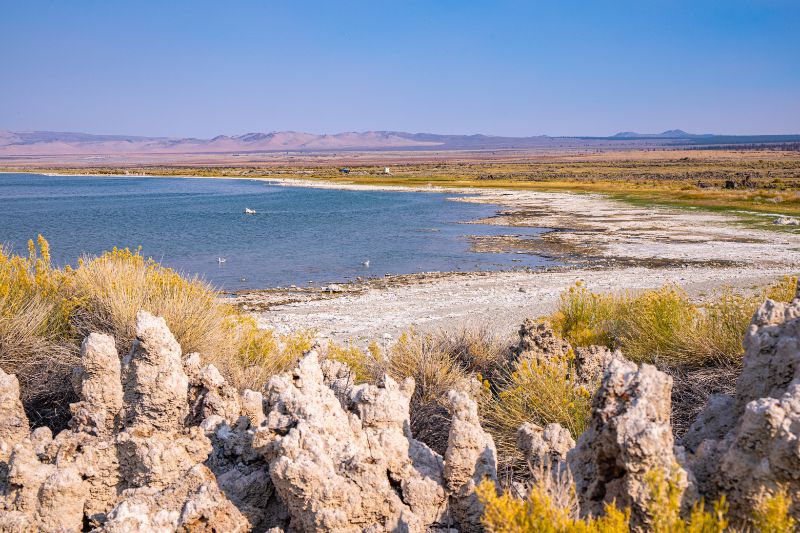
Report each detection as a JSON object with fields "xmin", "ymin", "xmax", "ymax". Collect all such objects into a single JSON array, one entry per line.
[
  {"xmin": 0, "ymin": 129, "xmax": 798, "ymax": 158},
  {"xmin": 610, "ymin": 129, "xmax": 713, "ymax": 139}
]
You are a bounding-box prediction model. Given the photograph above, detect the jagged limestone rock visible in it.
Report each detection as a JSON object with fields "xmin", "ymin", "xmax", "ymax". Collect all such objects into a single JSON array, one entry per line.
[
  {"xmin": 686, "ymin": 298, "xmax": 800, "ymax": 521},
  {"xmin": 573, "ymin": 345, "xmax": 617, "ymax": 388},
  {"xmin": 681, "ymin": 394, "xmax": 736, "ymax": 453},
  {"xmin": 0, "ymin": 369, "xmax": 29, "ymax": 462},
  {"xmin": 568, "ymin": 357, "xmax": 692, "ymax": 528},
  {"xmin": 0, "ymin": 312, "xmax": 251, "ymax": 531},
  {"xmin": 512, "ymin": 319, "xmax": 572, "ymax": 365},
  {"xmin": 70, "ymin": 332, "xmax": 123, "ymax": 435},
  {"xmin": 4, "ymin": 436, "xmax": 87, "ymax": 532},
  {"xmin": 100, "ymin": 464, "xmax": 249, "ymax": 533},
  {"xmin": 122, "ymin": 311, "xmax": 189, "ymax": 431},
  {"xmin": 239, "ymin": 389, "xmax": 266, "ymax": 428},
  {"xmin": 735, "ymin": 299, "xmax": 800, "ymax": 413},
  {"xmin": 351, "ymin": 375, "xmax": 448, "ymax": 526},
  {"xmin": 517, "ymin": 422, "xmax": 575, "ymax": 475},
  {"xmin": 320, "ymin": 358, "xmax": 357, "ymax": 408},
  {"xmin": 0, "ymin": 368, "xmax": 29, "ymax": 496},
  {"xmin": 263, "ymin": 351, "xmax": 448, "ymax": 531},
  {"xmin": 444, "ymin": 390, "xmax": 498, "ymax": 533},
  {"xmin": 186, "ymin": 362, "xmax": 242, "ymax": 426}
]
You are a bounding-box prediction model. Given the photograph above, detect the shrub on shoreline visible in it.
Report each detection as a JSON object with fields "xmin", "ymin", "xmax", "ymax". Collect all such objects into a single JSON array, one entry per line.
[
  {"xmin": 551, "ymin": 277, "xmax": 797, "ymax": 369},
  {"xmin": 0, "ymin": 237, "xmax": 315, "ymax": 427}
]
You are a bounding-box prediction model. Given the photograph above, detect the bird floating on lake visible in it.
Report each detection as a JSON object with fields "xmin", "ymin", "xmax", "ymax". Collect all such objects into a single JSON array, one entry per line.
[
  {"xmin": 218, "ymin": 257, "xmax": 226, "ymax": 264},
  {"xmin": 361, "ymin": 260, "xmax": 370, "ymax": 267},
  {"xmin": 244, "ymin": 208, "xmax": 257, "ymax": 214}
]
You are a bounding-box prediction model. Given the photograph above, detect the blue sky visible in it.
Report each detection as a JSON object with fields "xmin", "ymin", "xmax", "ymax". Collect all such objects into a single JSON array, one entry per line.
[{"xmin": 1, "ymin": 0, "xmax": 798, "ymax": 137}]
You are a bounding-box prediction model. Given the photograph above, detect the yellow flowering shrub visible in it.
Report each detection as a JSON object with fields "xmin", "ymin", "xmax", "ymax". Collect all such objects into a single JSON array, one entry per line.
[
  {"xmin": 479, "ymin": 467, "xmax": 732, "ymax": 533},
  {"xmin": 550, "ymin": 281, "xmax": 615, "ymax": 347},
  {"xmin": 324, "ymin": 340, "xmax": 376, "ymax": 383},
  {"xmin": 646, "ymin": 468, "xmax": 728, "ymax": 533},
  {"xmin": 752, "ymin": 487, "xmax": 797, "ymax": 533},
  {"xmin": 476, "ymin": 480, "xmax": 629, "ymax": 533},
  {"xmin": 480, "ymin": 350, "xmax": 592, "ymax": 468},
  {"xmin": 551, "ymin": 278, "xmax": 799, "ymax": 369}
]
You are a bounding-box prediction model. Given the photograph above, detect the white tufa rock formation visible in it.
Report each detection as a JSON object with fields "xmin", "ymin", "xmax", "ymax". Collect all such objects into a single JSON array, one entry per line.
[
  {"xmin": 4, "ymin": 303, "xmax": 800, "ymax": 530},
  {"xmin": 568, "ymin": 356, "xmax": 694, "ymax": 528},
  {"xmin": 0, "ymin": 311, "xmax": 512, "ymax": 531},
  {"xmin": 259, "ymin": 350, "xmax": 451, "ymax": 531},
  {"xmin": 685, "ymin": 297, "xmax": 800, "ymax": 521},
  {"xmin": 0, "ymin": 312, "xmax": 250, "ymax": 532},
  {"xmin": 443, "ymin": 390, "xmax": 498, "ymax": 533},
  {"xmin": 517, "ymin": 422, "xmax": 575, "ymax": 476}
]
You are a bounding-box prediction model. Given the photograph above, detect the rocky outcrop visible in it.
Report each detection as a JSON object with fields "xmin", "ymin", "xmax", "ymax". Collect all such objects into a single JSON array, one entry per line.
[
  {"xmin": 259, "ymin": 351, "xmax": 449, "ymax": 531},
  {"xmin": 6, "ymin": 301, "xmax": 800, "ymax": 530},
  {"xmin": 1, "ymin": 311, "xmax": 516, "ymax": 532},
  {"xmin": 444, "ymin": 390, "xmax": 498, "ymax": 533},
  {"xmin": 573, "ymin": 345, "xmax": 617, "ymax": 388},
  {"xmin": 320, "ymin": 357, "xmax": 357, "ymax": 408},
  {"xmin": 0, "ymin": 311, "xmax": 251, "ymax": 532},
  {"xmin": 0, "ymin": 368, "xmax": 29, "ymax": 491},
  {"xmin": 684, "ymin": 297, "xmax": 800, "ymax": 521},
  {"xmin": 568, "ymin": 357, "xmax": 693, "ymax": 528},
  {"xmin": 512, "ymin": 320, "xmax": 615, "ymax": 389},
  {"xmin": 512, "ymin": 319, "xmax": 572, "ymax": 365},
  {"xmin": 517, "ymin": 422, "xmax": 575, "ymax": 476}
]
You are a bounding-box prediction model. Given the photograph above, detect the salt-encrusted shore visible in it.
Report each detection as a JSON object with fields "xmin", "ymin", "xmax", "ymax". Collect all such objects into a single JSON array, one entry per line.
[{"xmin": 232, "ymin": 178, "xmax": 800, "ymax": 343}]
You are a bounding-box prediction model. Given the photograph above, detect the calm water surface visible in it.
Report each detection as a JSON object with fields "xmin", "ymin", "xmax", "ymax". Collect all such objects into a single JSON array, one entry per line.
[{"xmin": 0, "ymin": 173, "xmax": 555, "ymax": 290}]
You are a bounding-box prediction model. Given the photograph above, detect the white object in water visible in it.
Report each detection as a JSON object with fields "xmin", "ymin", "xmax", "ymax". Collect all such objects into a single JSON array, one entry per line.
[
  {"xmin": 244, "ymin": 208, "xmax": 257, "ymax": 214},
  {"xmin": 218, "ymin": 257, "xmax": 226, "ymax": 264},
  {"xmin": 361, "ymin": 260, "xmax": 370, "ymax": 267}
]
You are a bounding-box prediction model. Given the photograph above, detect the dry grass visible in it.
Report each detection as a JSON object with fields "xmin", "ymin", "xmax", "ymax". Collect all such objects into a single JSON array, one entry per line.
[
  {"xmin": 377, "ymin": 328, "xmax": 476, "ymax": 454},
  {"xmin": 551, "ymin": 277, "xmax": 798, "ymax": 369},
  {"xmin": 752, "ymin": 487, "xmax": 797, "ymax": 533},
  {"xmin": 0, "ymin": 238, "xmax": 77, "ymax": 425},
  {"xmin": 476, "ymin": 478, "xmax": 630, "ymax": 533},
  {"xmin": 480, "ymin": 352, "xmax": 593, "ymax": 473},
  {"xmin": 0, "ymin": 237, "xmax": 317, "ymax": 427},
  {"xmin": 68, "ymin": 247, "xmax": 227, "ymax": 355},
  {"xmin": 322, "ymin": 340, "xmax": 380, "ymax": 384},
  {"xmin": 549, "ymin": 277, "xmax": 798, "ymax": 436}
]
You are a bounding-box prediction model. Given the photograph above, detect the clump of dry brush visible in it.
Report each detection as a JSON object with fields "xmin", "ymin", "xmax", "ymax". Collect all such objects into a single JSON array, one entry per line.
[
  {"xmin": 0, "ymin": 236, "xmax": 314, "ymax": 428},
  {"xmin": 548, "ymin": 278, "xmax": 798, "ymax": 434}
]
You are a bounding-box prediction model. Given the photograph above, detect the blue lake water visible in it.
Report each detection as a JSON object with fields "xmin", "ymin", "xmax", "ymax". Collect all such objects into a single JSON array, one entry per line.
[{"xmin": 0, "ymin": 173, "xmax": 555, "ymax": 290}]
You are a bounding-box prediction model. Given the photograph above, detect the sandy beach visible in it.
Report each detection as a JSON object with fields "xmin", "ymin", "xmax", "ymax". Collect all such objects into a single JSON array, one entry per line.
[{"xmin": 230, "ymin": 178, "xmax": 800, "ymax": 344}]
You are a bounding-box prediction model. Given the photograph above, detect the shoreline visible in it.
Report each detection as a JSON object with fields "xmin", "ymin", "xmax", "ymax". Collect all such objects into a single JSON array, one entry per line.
[
  {"xmin": 244, "ymin": 265, "xmax": 790, "ymax": 345},
  {"xmin": 217, "ymin": 176, "xmax": 799, "ymax": 342},
  {"xmin": 7, "ymin": 171, "xmax": 799, "ymax": 342}
]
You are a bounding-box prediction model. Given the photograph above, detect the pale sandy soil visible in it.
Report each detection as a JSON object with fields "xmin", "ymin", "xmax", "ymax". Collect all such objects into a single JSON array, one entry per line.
[
  {"xmin": 257, "ymin": 266, "xmax": 787, "ymax": 346},
  {"xmin": 240, "ymin": 179, "xmax": 799, "ymax": 345}
]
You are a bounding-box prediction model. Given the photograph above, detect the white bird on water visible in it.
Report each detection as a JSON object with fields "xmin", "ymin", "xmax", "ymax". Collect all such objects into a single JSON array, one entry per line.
[
  {"xmin": 361, "ymin": 260, "xmax": 370, "ymax": 267},
  {"xmin": 218, "ymin": 257, "xmax": 226, "ymax": 264}
]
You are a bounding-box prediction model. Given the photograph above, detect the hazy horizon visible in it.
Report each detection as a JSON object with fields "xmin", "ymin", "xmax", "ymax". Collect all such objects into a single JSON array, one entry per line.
[
  {"xmin": 0, "ymin": 127, "xmax": 743, "ymax": 138},
  {"xmin": 2, "ymin": 1, "xmax": 799, "ymax": 138}
]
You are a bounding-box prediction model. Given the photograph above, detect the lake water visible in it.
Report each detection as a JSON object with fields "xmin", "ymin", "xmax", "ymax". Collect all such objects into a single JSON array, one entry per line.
[{"xmin": 0, "ymin": 173, "xmax": 555, "ymax": 290}]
